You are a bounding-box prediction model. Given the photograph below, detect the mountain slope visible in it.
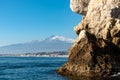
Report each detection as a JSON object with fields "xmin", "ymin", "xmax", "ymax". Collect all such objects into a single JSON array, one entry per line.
[{"xmin": 0, "ymin": 35, "xmax": 74, "ymax": 54}]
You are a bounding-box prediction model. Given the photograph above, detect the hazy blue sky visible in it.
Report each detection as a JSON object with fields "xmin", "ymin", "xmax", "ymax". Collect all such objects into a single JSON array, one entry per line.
[{"xmin": 0, "ymin": 0, "xmax": 82, "ymax": 46}]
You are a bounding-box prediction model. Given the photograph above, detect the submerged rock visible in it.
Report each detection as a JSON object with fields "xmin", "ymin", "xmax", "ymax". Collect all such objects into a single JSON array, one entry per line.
[{"xmin": 57, "ymin": 0, "xmax": 120, "ymax": 77}]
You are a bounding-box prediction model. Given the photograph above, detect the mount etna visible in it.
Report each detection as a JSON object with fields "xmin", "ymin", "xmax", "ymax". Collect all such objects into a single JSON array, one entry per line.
[{"xmin": 0, "ymin": 35, "xmax": 74, "ymax": 54}]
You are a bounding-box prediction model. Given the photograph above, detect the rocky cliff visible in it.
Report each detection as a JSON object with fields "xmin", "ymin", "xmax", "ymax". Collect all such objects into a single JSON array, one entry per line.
[{"xmin": 57, "ymin": 0, "xmax": 120, "ymax": 77}]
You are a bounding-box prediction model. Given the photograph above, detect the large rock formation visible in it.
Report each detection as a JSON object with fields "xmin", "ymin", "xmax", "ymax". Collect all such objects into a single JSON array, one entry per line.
[{"xmin": 57, "ymin": 0, "xmax": 120, "ymax": 77}]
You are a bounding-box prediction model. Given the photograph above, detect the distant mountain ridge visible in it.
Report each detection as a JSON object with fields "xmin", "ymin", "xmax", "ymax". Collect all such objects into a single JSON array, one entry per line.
[{"xmin": 0, "ymin": 35, "xmax": 74, "ymax": 54}]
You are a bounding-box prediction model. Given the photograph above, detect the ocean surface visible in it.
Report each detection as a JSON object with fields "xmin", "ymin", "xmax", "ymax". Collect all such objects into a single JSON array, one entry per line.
[{"xmin": 0, "ymin": 57, "xmax": 120, "ymax": 80}]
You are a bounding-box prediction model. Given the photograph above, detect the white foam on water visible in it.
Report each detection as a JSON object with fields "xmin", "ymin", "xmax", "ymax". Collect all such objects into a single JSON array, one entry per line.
[{"xmin": 111, "ymin": 72, "xmax": 120, "ymax": 77}]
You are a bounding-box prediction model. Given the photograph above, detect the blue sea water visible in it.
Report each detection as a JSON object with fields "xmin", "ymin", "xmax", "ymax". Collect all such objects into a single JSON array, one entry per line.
[
  {"xmin": 0, "ymin": 57, "xmax": 120, "ymax": 80},
  {"xmin": 0, "ymin": 57, "xmax": 67, "ymax": 80}
]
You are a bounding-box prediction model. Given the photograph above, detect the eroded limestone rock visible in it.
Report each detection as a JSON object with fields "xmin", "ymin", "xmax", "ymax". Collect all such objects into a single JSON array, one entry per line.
[
  {"xmin": 57, "ymin": 0, "xmax": 120, "ymax": 77},
  {"xmin": 70, "ymin": 0, "xmax": 90, "ymax": 15}
]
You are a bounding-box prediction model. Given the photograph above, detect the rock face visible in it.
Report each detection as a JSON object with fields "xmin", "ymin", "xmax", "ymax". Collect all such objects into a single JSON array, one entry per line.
[
  {"xmin": 57, "ymin": 0, "xmax": 120, "ymax": 77},
  {"xmin": 70, "ymin": 0, "xmax": 90, "ymax": 15}
]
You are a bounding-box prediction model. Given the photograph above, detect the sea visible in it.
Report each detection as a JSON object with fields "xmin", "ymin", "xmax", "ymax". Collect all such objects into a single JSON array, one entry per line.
[{"xmin": 0, "ymin": 57, "xmax": 120, "ymax": 80}]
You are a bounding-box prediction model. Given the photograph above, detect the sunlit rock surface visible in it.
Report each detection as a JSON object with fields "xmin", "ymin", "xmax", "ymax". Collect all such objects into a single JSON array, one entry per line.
[{"xmin": 57, "ymin": 0, "xmax": 120, "ymax": 77}]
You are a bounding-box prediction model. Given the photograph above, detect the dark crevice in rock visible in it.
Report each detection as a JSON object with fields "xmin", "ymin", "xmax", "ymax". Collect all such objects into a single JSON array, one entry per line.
[{"xmin": 111, "ymin": 7, "xmax": 120, "ymax": 19}]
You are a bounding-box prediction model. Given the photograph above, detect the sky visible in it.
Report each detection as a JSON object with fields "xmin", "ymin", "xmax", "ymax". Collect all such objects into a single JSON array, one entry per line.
[{"xmin": 0, "ymin": 0, "xmax": 82, "ymax": 46}]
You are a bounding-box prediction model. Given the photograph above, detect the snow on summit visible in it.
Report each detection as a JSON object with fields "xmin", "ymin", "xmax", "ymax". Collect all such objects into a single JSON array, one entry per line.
[{"xmin": 50, "ymin": 35, "xmax": 74, "ymax": 43}]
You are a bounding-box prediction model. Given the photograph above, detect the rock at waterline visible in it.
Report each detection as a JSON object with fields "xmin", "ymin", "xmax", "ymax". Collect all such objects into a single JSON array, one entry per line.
[{"xmin": 57, "ymin": 0, "xmax": 120, "ymax": 77}]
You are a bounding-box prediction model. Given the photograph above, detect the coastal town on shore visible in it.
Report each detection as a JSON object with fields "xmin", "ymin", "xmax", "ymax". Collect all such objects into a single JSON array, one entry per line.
[{"xmin": 0, "ymin": 51, "xmax": 68, "ymax": 57}]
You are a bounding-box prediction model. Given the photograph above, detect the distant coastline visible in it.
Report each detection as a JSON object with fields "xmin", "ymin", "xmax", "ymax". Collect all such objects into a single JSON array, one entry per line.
[{"xmin": 0, "ymin": 51, "xmax": 68, "ymax": 57}]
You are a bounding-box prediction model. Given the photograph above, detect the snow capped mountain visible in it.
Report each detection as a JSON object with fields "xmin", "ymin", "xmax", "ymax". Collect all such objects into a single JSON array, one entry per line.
[
  {"xmin": 0, "ymin": 35, "xmax": 74, "ymax": 54},
  {"xmin": 49, "ymin": 35, "xmax": 74, "ymax": 43}
]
